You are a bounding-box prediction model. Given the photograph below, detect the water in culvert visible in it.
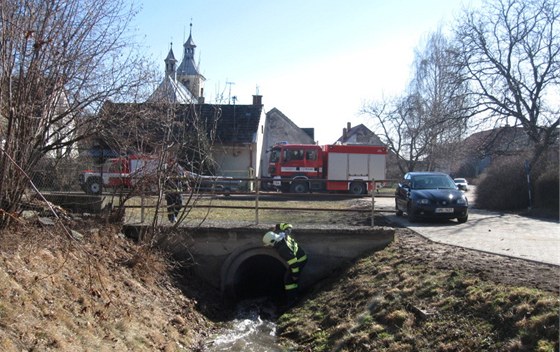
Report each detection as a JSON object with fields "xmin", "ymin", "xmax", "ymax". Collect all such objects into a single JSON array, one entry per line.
[{"xmin": 203, "ymin": 298, "xmax": 287, "ymax": 352}]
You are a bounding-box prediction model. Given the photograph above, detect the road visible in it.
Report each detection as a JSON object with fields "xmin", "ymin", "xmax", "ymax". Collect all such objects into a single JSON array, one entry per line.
[{"xmin": 373, "ymin": 189, "xmax": 560, "ymax": 267}]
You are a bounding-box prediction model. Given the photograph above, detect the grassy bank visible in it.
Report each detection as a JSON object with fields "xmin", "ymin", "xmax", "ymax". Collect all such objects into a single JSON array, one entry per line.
[{"xmin": 277, "ymin": 231, "xmax": 559, "ymax": 352}]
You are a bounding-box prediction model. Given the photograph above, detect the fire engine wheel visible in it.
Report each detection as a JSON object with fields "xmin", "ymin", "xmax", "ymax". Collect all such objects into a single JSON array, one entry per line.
[
  {"xmin": 290, "ymin": 181, "xmax": 309, "ymax": 193},
  {"xmin": 349, "ymin": 181, "xmax": 366, "ymax": 195},
  {"xmin": 86, "ymin": 177, "xmax": 102, "ymax": 195}
]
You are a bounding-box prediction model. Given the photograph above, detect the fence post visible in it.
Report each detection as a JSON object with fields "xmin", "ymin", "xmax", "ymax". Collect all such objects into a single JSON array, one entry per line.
[
  {"xmin": 255, "ymin": 177, "xmax": 260, "ymax": 224},
  {"xmin": 140, "ymin": 193, "xmax": 145, "ymax": 224},
  {"xmin": 371, "ymin": 178, "xmax": 375, "ymax": 227}
]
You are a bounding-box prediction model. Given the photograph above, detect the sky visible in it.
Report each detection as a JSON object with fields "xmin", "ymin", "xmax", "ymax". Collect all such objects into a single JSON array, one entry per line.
[{"xmin": 129, "ymin": 0, "xmax": 481, "ymax": 145}]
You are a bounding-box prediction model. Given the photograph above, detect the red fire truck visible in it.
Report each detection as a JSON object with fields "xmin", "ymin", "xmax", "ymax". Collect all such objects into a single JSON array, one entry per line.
[
  {"xmin": 79, "ymin": 155, "xmax": 241, "ymax": 195},
  {"xmin": 266, "ymin": 143, "xmax": 387, "ymax": 194},
  {"xmin": 79, "ymin": 155, "xmax": 160, "ymax": 195}
]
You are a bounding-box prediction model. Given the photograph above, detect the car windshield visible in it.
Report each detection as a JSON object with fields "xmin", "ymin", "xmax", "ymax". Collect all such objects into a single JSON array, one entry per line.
[
  {"xmin": 411, "ymin": 175, "xmax": 456, "ymax": 190},
  {"xmin": 454, "ymin": 178, "xmax": 466, "ymax": 183}
]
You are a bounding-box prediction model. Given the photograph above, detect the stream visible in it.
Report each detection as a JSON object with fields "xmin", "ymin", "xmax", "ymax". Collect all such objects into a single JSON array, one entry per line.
[{"xmin": 203, "ymin": 298, "xmax": 287, "ymax": 352}]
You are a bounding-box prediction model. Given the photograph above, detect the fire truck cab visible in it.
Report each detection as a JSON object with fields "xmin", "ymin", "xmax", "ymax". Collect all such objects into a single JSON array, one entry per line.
[{"xmin": 267, "ymin": 143, "xmax": 387, "ymax": 194}]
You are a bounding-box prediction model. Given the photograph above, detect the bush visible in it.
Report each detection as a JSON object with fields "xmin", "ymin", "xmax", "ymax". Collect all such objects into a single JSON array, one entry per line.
[
  {"xmin": 476, "ymin": 154, "xmax": 559, "ymax": 213},
  {"xmin": 476, "ymin": 156, "xmax": 530, "ymax": 210},
  {"xmin": 534, "ymin": 169, "xmax": 559, "ymax": 211}
]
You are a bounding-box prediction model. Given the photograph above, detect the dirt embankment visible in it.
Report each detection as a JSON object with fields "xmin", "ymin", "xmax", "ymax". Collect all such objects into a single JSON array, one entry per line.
[{"xmin": 0, "ymin": 218, "xmax": 214, "ymax": 351}]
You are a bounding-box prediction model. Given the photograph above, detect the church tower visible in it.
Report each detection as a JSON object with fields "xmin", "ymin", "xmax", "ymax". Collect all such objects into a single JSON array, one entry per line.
[
  {"xmin": 165, "ymin": 45, "xmax": 178, "ymax": 78},
  {"xmin": 177, "ymin": 23, "xmax": 205, "ymax": 103},
  {"xmin": 146, "ymin": 43, "xmax": 195, "ymax": 104}
]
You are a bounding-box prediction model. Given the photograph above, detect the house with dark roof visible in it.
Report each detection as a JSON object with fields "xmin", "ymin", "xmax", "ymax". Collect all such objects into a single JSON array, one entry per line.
[
  {"xmin": 195, "ymin": 96, "xmax": 265, "ymax": 182},
  {"xmin": 95, "ymin": 96, "xmax": 265, "ymax": 185},
  {"xmin": 336, "ymin": 122, "xmax": 384, "ymax": 145}
]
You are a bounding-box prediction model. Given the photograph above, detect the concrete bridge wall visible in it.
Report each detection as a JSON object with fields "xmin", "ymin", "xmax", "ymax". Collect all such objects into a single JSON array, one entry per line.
[{"xmin": 123, "ymin": 224, "xmax": 395, "ymax": 301}]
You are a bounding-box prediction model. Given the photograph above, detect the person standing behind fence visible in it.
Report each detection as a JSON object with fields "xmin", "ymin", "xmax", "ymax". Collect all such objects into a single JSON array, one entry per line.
[{"xmin": 165, "ymin": 175, "xmax": 183, "ymax": 223}]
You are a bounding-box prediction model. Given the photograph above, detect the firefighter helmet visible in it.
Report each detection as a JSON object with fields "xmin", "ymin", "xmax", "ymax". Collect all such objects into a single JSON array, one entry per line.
[{"xmin": 263, "ymin": 231, "xmax": 281, "ymax": 246}]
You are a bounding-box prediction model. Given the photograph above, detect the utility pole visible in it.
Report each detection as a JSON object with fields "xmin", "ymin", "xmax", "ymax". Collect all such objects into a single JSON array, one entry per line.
[{"xmin": 226, "ymin": 81, "xmax": 235, "ymax": 104}]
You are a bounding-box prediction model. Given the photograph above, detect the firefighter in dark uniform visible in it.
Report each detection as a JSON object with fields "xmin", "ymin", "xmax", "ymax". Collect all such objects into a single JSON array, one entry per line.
[
  {"xmin": 165, "ymin": 175, "xmax": 183, "ymax": 223},
  {"xmin": 263, "ymin": 223, "xmax": 308, "ymax": 304}
]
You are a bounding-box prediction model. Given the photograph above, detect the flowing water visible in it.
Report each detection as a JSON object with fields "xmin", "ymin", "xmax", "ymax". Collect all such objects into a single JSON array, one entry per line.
[{"xmin": 203, "ymin": 299, "xmax": 287, "ymax": 352}]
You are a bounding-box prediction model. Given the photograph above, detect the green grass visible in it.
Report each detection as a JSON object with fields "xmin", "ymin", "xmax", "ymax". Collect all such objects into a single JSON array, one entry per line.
[
  {"xmin": 276, "ymin": 237, "xmax": 560, "ymax": 352},
  {"xmin": 122, "ymin": 195, "xmax": 372, "ymax": 225}
]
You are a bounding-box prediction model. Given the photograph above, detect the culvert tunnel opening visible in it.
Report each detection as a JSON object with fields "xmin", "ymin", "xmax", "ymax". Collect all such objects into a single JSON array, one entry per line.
[{"xmin": 233, "ymin": 254, "xmax": 286, "ymax": 301}]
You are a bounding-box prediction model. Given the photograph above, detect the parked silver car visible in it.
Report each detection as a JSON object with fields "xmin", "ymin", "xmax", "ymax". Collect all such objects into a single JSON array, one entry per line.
[{"xmin": 453, "ymin": 178, "xmax": 469, "ymax": 191}]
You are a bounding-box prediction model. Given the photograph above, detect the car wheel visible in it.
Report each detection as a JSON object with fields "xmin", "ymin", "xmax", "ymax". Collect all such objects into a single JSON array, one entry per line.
[
  {"xmin": 395, "ymin": 200, "xmax": 403, "ymax": 216},
  {"xmin": 86, "ymin": 177, "xmax": 102, "ymax": 195},
  {"xmin": 349, "ymin": 181, "xmax": 365, "ymax": 195},
  {"xmin": 290, "ymin": 181, "xmax": 309, "ymax": 193},
  {"xmin": 457, "ymin": 215, "xmax": 468, "ymax": 223},
  {"xmin": 407, "ymin": 204, "xmax": 417, "ymax": 223}
]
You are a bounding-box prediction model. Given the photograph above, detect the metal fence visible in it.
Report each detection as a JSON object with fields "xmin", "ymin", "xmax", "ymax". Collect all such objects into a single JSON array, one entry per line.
[
  {"xmin": 119, "ymin": 185, "xmax": 393, "ymax": 227},
  {"xmin": 25, "ymin": 154, "xmax": 395, "ymax": 227}
]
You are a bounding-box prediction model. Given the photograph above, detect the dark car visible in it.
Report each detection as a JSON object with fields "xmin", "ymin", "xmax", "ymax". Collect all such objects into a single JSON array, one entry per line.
[{"xmin": 395, "ymin": 172, "xmax": 468, "ymax": 223}]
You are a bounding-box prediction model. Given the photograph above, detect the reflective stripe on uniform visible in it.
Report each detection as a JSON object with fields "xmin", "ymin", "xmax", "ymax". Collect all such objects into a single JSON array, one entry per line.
[
  {"xmin": 286, "ymin": 236, "xmax": 298, "ymax": 256},
  {"xmin": 285, "ymin": 283, "xmax": 298, "ymax": 291},
  {"xmin": 291, "ymin": 267, "xmax": 300, "ymax": 273},
  {"xmin": 288, "ymin": 254, "xmax": 307, "ymax": 266},
  {"xmin": 287, "ymin": 257, "xmax": 298, "ymax": 265}
]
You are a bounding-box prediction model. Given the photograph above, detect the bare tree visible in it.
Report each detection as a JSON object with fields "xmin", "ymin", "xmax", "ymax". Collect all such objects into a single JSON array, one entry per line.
[
  {"xmin": 0, "ymin": 0, "xmax": 147, "ymax": 225},
  {"xmin": 363, "ymin": 31, "xmax": 471, "ymax": 175},
  {"xmin": 454, "ymin": 0, "xmax": 560, "ymax": 170}
]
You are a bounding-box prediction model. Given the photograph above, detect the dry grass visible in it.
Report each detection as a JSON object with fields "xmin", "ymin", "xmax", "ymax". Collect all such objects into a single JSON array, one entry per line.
[
  {"xmin": 122, "ymin": 194, "xmax": 375, "ymax": 226},
  {"xmin": 0, "ymin": 218, "xmax": 211, "ymax": 351}
]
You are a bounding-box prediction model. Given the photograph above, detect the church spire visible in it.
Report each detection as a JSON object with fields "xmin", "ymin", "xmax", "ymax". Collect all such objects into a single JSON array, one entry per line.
[
  {"xmin": 176, "ymin": 21, "xmax": 205, "ymax": 102},
  {"xmin": 183, "ymin": 22, "xmax": 196, "ymax": 64},
  {"xmin": 164, "ymin": 42, "xmax": 177, "ymax": 77}
]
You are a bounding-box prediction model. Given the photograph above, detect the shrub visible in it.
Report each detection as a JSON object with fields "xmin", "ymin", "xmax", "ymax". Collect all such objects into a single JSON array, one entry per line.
[
  {"xmin": 534, "ymin": 169, "xmax": 559, "ymax": 211},
  {"xmin": 476, "ymin": 156, "xmax": 529, "ymax": 210}
]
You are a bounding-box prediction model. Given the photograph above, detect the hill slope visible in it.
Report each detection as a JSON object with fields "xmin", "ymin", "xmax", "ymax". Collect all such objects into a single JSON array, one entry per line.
[{"xmin": 0, "ymin": 218, "xmax": 212, "ymax": 351}]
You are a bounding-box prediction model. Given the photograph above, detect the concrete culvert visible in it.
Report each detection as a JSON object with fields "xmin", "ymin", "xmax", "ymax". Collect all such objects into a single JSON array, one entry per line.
[
  {"xmin": 221, "ymin": 247, "xmax": 289, "ymax": 303},
  {"xmin": 233, "ymin": 254, "xmax": 286, "ymax": 301}
]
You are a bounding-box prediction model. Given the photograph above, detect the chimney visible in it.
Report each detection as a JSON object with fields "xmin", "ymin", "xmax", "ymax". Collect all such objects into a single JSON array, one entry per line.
[
  {"xmin": 252, "ymin": 95, "xmax": 262, "ymax": 106},
  {"xmin": 342, "ymin": 128, "xmax": 348, "ymax": 141},
  {"xmin": 347, "ymin": 122, "xmax": 351, "ymax": 131}
]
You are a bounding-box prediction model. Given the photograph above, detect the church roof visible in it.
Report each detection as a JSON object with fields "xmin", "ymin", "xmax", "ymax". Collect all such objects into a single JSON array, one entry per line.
[
  {"xmin": 184, "ymin": 32, "xmax": 196, "ymax": 48},
  {"xmin": 177, "ymin": 32, "xmax": 202, "ymax": 77},
  {"xmin": 147, "ymin": 75, "xmax": 195, "ymax": 104},
  {"xmin": 165, "ymin": 47, "xmax": 177, "ymax": 63}
]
